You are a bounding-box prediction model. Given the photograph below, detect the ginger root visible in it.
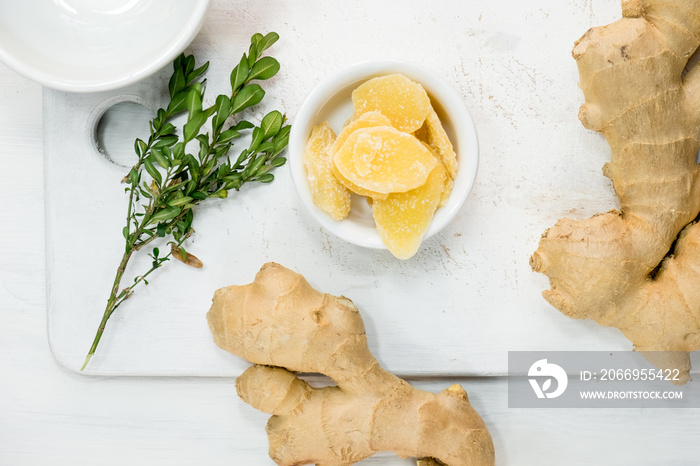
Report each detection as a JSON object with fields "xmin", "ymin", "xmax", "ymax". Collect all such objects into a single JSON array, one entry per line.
[
  {"xmin": 531, "ymin": 0, "xmax": 700, "ymax": 381},
  {"xmin": 207, "ymin": 263, "xmax": 494, "ymax": 466}
]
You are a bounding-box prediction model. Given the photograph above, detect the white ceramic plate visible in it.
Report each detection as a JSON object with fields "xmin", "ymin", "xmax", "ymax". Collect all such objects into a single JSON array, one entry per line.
[
  {"xmin": 0, "ymin": 0, "xmax": 210, "ymax": 92},
  {"xmin": 288, "ymin": 59, "xmax": 479, "ymax": 249}
]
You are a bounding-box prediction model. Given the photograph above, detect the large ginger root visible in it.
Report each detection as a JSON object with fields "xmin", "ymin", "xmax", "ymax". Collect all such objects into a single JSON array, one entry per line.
[
  {"xmin": 531, "ymin": 0, "xmax": 700, "ymax": 381},
  {"xmin": 207, "ymin": 263, "xmax": 494, "ymax": 466}
]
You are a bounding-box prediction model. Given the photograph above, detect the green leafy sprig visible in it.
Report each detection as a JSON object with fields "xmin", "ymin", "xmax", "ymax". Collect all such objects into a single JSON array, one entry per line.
[{"xmin": 82, "ymin": 32, "xmax": 289, "ymax": 370}]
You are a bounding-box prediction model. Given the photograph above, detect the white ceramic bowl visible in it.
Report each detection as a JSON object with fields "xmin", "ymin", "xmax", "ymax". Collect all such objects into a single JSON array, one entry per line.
[
  {"xmin": 0, "ymin": 0, "xmax": 210, "ymax": 92},
  {"xmin": 289, "ymin": 60, "xmax": 479, "ymax": 250}
]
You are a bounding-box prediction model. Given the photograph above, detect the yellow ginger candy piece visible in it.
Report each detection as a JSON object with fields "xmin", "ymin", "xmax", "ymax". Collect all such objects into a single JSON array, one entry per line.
[
  {"xmin": 420, "ymin": 141, "xmax": 453, "ymax": 207},
  {"xmin": 334, "ymin": 126, "xmax": 437, "ymax": 195},
  {"xmin": 331, "ymin": 163, "xmax": 388, "ymax": 200},
  {"xmin": 424, "ymin": 106, "xmax": 458, "ymax": 180},
  {"xmin": 372, "ymin": 162, "xmax": 448, "ymax": 260},
  {"xmin": 413, "ymin": 120, "xmax": 428, "ymax": 142},
  {"xmin": 329, "ymin": 111, "xmax": 393, "ymax": 199},
  {"xmin": 331, "ymin": 111, "xmax": 392, "ymax": 155},
  {"xmin": 303, "ymin": 122, "xmax": 351, "ymax": 220},
  {"xmin": 352, "ymin": 74, "xmax": 431, "ymax": 133}
]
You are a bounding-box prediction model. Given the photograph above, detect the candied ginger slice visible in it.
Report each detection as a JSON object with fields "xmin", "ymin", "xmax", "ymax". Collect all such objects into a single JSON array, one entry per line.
[
  {"xmin": 331, "ymin": 111, "xmax": 392, "ymax": 155},
  {"xmin": 413, "ymin": 121, "xmax": 429, "ymax": 143},
  {"xmin": 333, "ymin": 126, "xmax": 437, "ymax": 194},
  {"xmin": 351, "ymin": 74, "xmax": 430, "ymax": 133},
  {"xmin": 425, "ymin": 106, "xmax": 458, "ymax": 180},
  {"xmin": 372, "ymin": 162, "xmax": 448, "ymax": 260},
  {"xmin": 331, "ymin": 162, "xmax": 388, "ymax": 200},
  {"xmin": 303, "ymin": 122, "xmax": 351, "ymax": 220},
  {"xmin": 420, "ymin": 141, "xmax": 453, "ymax": 207}
]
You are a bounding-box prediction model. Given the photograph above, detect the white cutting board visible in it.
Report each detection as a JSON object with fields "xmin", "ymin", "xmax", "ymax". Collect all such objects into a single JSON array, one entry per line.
[{"xmin": 45, "ymin": 0, "xmax": 662, "ymax": 377}]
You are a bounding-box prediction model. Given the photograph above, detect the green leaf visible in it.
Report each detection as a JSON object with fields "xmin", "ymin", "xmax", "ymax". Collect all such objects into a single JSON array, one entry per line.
[
  {"xmin": 256, "ymin": 141, "xmax": 275, "ymax": 153},
  {"xmin": 213, "ymin": 144, "xmax": 231, "ymax": 159},
  {"xmin": 186, "ymin": 84, "xmax": 203, "ymax": 116},
  {"xmin": 159, "ymin": 123, "xmax": 176, "ymax": 136},
  {"xmin": 234, "ymin": 120, "xmax": 255, "ymax": 131},
  {"xmin": 185, "ymin": 154, "xmax": 201, "ymax": 180},
  {"xmin": 184, "ymin": 209, "xmax": 194, "ymax": 230},
  {"xmin": 273, "ymin": 139, "xmax": 289, "ymax": 156},
  {"xmin": 195, "ymin": 134, "xmax": 210, "ymax": 148},
  {"xmin": 154, "ymin": 135, "xmax": 178, "ymax": 148},
  {"xmin": 187, "ymin": 62, "xmax": 209, "ymax": 84},
  {"xmin": 143, "ymin": 159, "xmax": 162, "ymax": 185},
  {"xmin": 247, "ymin": 57, "xmax": 280, "ymax": 82},
  {"xmin": 247, "ymin": 43, "xmax": 258, "ymax": 67},
  {"xmin": 273, "ymin": 125, "xmax": 291, "ymax": 154},
  {"xmin": 256, "ymin": 173, "xmax": 275, "ymax": 183},
  {"xmin": 225, "ymin": 180, "xmax": 242, "ymax": 190},
  {"xmin": 213, "ymin": 94, "xmax": 232, "ymax": 132},
  {"xmin": 152, "ymin": 146, "xmax": 171, "ymax": 169},
  {"xmin": 156, "ymin": 109, "xmax": 166, "ymax": 128},
  {"xmin": 153, "ymin": 247, "xmax": 160, "ymax": 258},
  {"xmin": 219, "ymin": 128, "xmax": 240, "ymax": 143},
  {"xmin": 275, "ymin": 125, "xmax": 292, "ymax": 140},
  {"xmin": 235, "ymin": 149, "xmax": 250, "ymax": 167},
  {"xmin": 260, "ymin": 110, "xmax": 283, "ymax": 139},
  {"xmin": 168, "ymin": 67, "xmax": 186, "ymax": 99},
  {"xmin": 184, "ymin": 55, "xmax": 195, "ymax": 78},
  {"xmin": 251, "ymin": 33, "xmax": 264, "ymax": 48},
  {"xmin": 197, "ymin": 138, "xmax": 209, "ymax": 161},
  {"xmin": 231, "ymin": 85, "xmax": 265, "ymax": 113},
  {"xmin": 156, "ymin": 223, "xmax": 166, "ymax": 237},
  {"xmin": 249, "ymin": 127, "xmax": 264, "ymax": 151},
  {"xmin": 184, "ymin": 112, "xmax": 207, "ymax": 143},
  {"xmin": 223, "ymin": 172, "xmax": 243, "ymax": 182},
  {"xmin": 258, "ymin": 32, "xmax": 279, "ymax": 53},
  {"xmin": 230, "ymin": 54, "xmax": 249, "ymax": 91},
  {"xmin": 134, "ymin": 139, "xmax": 143, "ymax": 156},
  {"xmin": 122, "ymin": 226, "xmax": 130, "ymax": 240},
  {"xmin": 167, "ymin": 196, "xmax": 193, "ymax": 207},
  {"xmin": 128, "ymin": 168, "xmax": 139, "ymax": 185},
  {"xmin": 217, "ymin": 163, "xmax": 231, "ymax": 178},
  {"xmin": 173, "ymin": 53, "xmax": 184, "ymax": 72},
  {"xmin": 150, "ymin": 206, "xmax": 181, "ymax": 224},
  {"xmin": 270, "ymin": 156, "xmax": 287, "ymax": 168},
  {"xmin": 190, "ymin": 191, "xmax": 208, "ymax": 200},
  {"xmin": 252, "ymin": 154, "xmax": 268, "ymax": 172},
  {"xmin": 185, "ymin": 179, "xmax": 196, "ymax": 195},
  {"xmin": 203, "ymin": 158, "xmax": 216, "ymax": 175},
  {"xmin": 137, "ymin": 139, "xmax": 148, "ymax": 157},
  {"xmin": 173, "ymin": 142, "xmax": 185, "ymax": 160},
  {"xmin": 168, "ymin": 89, "xmax": 190, "ymax": 114}
]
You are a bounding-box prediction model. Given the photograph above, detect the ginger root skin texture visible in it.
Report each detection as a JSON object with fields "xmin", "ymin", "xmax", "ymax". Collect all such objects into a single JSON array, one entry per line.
[
  {"xmin": 207, "ymin": 263, "xmax": 494, "ymax": 466},
  {"xmin": 531, "ymin": 0, "xmax": 700, "ymax": 382}
]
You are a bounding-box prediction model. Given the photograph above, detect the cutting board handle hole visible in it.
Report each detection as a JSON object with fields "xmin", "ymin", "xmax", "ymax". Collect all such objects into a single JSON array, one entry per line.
[{"xmin": 91, "ymin": 96, "xmax": 156, "ymax": 168}]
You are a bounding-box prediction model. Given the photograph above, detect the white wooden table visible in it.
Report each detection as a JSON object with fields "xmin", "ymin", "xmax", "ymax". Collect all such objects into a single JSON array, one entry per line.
[{"xmin": 1, "ymin": 1, "xmax": 699, "ymax": 464}]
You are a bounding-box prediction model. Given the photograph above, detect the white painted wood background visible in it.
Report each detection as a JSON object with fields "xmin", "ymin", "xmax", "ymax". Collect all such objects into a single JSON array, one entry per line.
[
  {"xmin": 2, "ymin": 0, "xmax": 700, "ymax": 464},
  {"xmin": 48, "ymin": 0, "xmax": 700, "ymax": 378}
]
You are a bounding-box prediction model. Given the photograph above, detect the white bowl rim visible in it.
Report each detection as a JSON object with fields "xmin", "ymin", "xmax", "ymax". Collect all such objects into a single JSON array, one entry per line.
[
  {"xmin": 0, "ymin": 0, "xmax": 211, "ymax": 93},
  {"xmin": 289, "ymin": 59, "xmax": 480, "ymax": 250}
]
